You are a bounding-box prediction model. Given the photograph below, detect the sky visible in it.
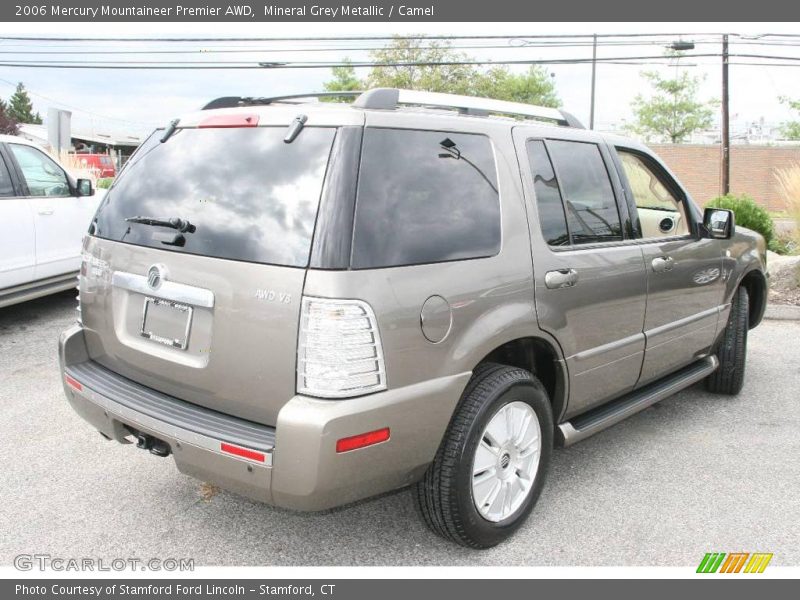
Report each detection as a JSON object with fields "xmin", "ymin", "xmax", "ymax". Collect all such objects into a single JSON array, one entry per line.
[{"xmin": 1, "ymin": 21, "xmax": 799, "ymax": 140}]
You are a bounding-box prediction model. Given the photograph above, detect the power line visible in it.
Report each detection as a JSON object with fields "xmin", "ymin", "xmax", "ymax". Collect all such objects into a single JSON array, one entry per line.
[
  {"xmin": 5, "ymin": 38, "xmax": 788, "ymax": 56},
  {"xmin": 0, "ymin": 54, "xmax": 726, "ymax": 69},
  {"xmin": 0, "ymin": 41, "xmax": 715, "ymax": 55},
  {"xmin": 0, "ymin": 33, "xmax": 732, "ymax": 42},
  {"xmin": 5, "ymin": 51, "xmax": 800, "ymax": 70}
]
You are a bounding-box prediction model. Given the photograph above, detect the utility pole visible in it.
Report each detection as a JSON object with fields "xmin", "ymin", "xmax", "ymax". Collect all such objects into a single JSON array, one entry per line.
[
  {"xmin": 721, "ymin": 34, "xmax": 730, "ymax": 195},
  {"xmin": 589, "ymin": 34, "xmax": 597, "ymax": 130}
]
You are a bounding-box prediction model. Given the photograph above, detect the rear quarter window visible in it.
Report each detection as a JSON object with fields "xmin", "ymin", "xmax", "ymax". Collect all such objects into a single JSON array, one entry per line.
[{"xmin": 351, "ymin": 128, "xmax": 501, "ymax": 269}]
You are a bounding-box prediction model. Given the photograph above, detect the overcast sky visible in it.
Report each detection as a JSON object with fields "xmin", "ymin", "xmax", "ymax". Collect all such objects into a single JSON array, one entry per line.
[{"xmin": 1, "ymin": 21, "xmax": 799, "ymax": 139}]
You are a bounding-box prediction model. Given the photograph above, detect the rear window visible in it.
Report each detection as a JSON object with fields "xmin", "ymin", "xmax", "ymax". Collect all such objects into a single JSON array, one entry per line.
[
  {"xmin": 351, "ymin": 128, "xmax": 500, "ymax": 269},
  {"xmin": 91, "ymin": 126, "xmax": 335, "ymax": 267}
]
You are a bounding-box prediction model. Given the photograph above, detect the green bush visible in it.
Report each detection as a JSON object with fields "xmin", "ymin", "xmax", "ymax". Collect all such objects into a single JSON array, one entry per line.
[
  {"xmin": 768, "ymin": 233, "xmax": 798, "ymax": 256},
  {"xmin": 706, "ymin": 194, "xmax": 774, "ymax": 245},
  {"xmin": 96, "ymin": 177, "xmax": 114, "ymax": 189}
]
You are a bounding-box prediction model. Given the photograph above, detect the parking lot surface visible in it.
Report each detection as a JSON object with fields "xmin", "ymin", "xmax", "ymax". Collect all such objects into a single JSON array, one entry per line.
[{"xmin": 1, "ymin": 291, "xmax": 798, "ymax": 566}]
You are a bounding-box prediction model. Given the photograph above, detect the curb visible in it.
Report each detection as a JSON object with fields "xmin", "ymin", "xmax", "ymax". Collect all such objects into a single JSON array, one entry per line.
[{"xmin": 764, "ymin": 304, "xmax": 800, "ymax": 321}]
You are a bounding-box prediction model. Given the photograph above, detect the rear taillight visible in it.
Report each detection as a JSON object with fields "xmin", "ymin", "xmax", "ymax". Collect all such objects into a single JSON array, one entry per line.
[{"xmin": 297, "ymin": 297, "xmax": 387, "ymax": 398}]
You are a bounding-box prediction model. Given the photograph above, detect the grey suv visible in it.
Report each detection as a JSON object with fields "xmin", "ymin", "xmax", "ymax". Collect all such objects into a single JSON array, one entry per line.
[{"xmin": 59, "ymin": 89, "xmax": 767, "ymax": 548}]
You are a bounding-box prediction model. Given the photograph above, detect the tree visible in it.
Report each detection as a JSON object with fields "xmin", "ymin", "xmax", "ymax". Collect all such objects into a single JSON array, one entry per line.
[
  {"xmin": 473, "ymin": 66, "xmax": 560, "ymax": 107},
  {"xmin": 321, "ymin": 59, "xmax": 363, "ymax": 102},
  {"xmin": 779, "ymin": 96, "xmax": 800, "ymax": 140},
  {"xmin": 321, "ymin": 37, "xmax": 561, "ymax": 108},
  {"xmin": 628, "ymin": 68, "xmax": 716, "ymax": 143},
  {"xmin": 0, "ymin": 100, "xmax": 20, "ymax": 135},
  {"xmin": 366, "ymin": 38, "xmax": 477, "ymax": 95},
  {"xmin": 7, "ymin": 83, "xmax": 42, "ymax": 124}
]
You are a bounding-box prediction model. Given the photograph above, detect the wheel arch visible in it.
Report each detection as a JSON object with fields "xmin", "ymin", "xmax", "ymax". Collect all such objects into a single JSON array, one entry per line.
[
  {"xmin": 739, "ymin": 268, "xmax": 768, "ymax": 329},
  {"xmin": 475, "ymin": 336, "xmax": 568, "ymax": 423}
]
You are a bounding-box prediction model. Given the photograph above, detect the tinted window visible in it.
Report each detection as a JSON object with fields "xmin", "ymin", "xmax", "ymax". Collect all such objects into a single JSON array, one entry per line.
[
  {"xmin": 547, "ymin": 140, "xmax": 622, "ymax": 244},
  {"xmin": 526, "ymin": 140, "xmax": 569, "ymax": 246},
  {"xmin": 0, "ymin": 154, "xmax": 15, "ymax": 197},
  {"xmin": 9, "ymin": 144, "xmax": 71, "ymax": 197},
  {"xmin": 91, "ymin": 127, "xmax": 335, "ymax": 267},
  {"xmin": 352, "ymin": 129, "xmax": 500, "ymax": 269}
]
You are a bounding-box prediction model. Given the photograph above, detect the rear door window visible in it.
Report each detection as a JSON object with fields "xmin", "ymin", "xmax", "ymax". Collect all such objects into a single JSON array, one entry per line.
[
  {"xmin": 545, "ymin": 140, "xmax": 622, "ymax": 244},
  {"xmin": 91, "ymin": 126, "xmax": 335, "ymax": 267},
  {"xmin": 352, "ymin": 128, "xmax": 501, "ymax": 269}
]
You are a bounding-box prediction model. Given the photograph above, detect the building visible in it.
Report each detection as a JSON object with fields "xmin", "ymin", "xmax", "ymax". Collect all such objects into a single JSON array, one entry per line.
[{"xmin": 17, "ymin": 123, "xmax": 143, "ymax": 169}]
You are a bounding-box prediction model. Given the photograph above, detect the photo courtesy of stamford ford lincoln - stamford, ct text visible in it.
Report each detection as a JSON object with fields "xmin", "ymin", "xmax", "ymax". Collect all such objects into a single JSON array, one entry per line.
[{"xmin": 0, "ymin": 0, "xmax": 798, "ymax": 596}]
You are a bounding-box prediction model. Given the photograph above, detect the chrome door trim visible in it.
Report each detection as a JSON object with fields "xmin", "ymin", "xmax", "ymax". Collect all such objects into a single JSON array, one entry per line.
[{"xmin": 112, "ymin": 270, "xmax": 215, "ymax": 308}]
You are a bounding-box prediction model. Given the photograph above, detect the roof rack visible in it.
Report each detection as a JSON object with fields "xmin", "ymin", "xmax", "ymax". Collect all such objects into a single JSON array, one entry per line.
[
  {"xmin": 202, "ymin": 88, "xmax": 584, "ymax": 129},
  {"xmin": 353, "ymin": 88, "xmax": 584, "ymax": 128},
  {"xmin": 202, "ymin": 92, "xmax": 361, "ymax": 110}
]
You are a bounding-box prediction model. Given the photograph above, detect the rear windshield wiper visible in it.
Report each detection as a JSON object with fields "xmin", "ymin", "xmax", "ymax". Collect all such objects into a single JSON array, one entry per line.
[{"xmin": 125, "ymin": 216, "xmax": 196, "ymax": 233}]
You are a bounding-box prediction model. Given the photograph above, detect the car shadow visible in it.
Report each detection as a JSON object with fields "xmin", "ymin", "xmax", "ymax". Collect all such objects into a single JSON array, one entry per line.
[{"xmin": 0, "ymin": 290, "xmax": 76, "ymax": 333}]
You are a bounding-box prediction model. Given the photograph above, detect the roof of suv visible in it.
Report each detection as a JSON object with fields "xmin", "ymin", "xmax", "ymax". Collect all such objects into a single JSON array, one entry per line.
[
  {"xmin": 172, "ymin": 88, "xmax": 653, "ymax": 156},
  {"xmin": 176, "ymin": 88, "xmax": 581, "ymax": 133}
]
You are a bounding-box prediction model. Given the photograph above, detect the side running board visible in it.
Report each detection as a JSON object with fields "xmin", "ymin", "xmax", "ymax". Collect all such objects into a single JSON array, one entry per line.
[{"xmin": 558, "ymin": 355, "xmax": 719, "ymax": 447}]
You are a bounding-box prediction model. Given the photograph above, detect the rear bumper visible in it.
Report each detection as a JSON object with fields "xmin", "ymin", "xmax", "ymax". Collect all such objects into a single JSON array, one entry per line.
[{"xmin": 59, "ymin": 324, "xmax": 469, "ymax": 511}]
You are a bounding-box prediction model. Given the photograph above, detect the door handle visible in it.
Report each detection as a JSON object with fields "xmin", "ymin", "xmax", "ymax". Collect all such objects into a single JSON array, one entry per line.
[
  {"xmin": 651, "ymin": 256, "xmax": 675, "ymax": 273},
  {"xmin": 37, "ymin": 208, "xmax": 54, "ymax": 216},
  {"xmin": 545, "ymin": 268, "xmax": 579, "ymax": 289}
]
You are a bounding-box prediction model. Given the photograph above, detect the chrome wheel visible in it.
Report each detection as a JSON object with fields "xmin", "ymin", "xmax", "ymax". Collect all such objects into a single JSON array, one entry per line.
[{"xmin": 471, "ymin": 401, "xmax": 541, "ymax": 523}]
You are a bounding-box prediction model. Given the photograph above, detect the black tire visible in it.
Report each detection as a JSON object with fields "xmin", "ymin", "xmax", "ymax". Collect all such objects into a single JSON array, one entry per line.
[
  {"xmin": 415, "ymin": 363, "xmax": 553, "ymax": 548},
  {"xmin": 706, "ymin": 286, "xmax": 749, "ymax": 395}
]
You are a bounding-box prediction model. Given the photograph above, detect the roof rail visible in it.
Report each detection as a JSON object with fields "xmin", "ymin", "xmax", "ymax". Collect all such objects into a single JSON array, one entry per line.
[
  {"xmin": 202, "ymin": 92, "xmax": 362, "ymax": 110},
  {"xmin": 353, "ymin": 88, "xmax": 584, "ymax": 128},
  {"xmin": 201, "ymin": 89, "xmax": 584, "ymax": 129}
]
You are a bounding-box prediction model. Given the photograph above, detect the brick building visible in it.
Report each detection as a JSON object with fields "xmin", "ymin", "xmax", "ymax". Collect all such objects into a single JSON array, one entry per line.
[{"xmin": 651, "ymin": 144, "xmax": 800, "ymax": 213}]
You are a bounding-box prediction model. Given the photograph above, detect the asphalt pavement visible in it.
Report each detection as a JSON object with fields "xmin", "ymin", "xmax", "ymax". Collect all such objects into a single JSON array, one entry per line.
[{"xmin": 1, "ymin": 291, "xmax": 798, "ymax": 566}]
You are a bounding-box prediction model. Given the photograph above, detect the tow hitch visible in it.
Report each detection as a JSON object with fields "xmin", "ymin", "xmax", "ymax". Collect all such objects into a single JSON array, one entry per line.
[{"xmin": 135, "ymin": 432, "xmax": 172, "ymax": 457}]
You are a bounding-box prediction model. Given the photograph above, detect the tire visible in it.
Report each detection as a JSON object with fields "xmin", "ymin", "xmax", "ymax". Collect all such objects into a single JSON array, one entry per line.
[
  {"xmin": 706, "ymin": 286, "xmax": 749, "ymax": 395},
  {"xmin": 415, "ymin": 363, "xmax": 553, "ymax": 548}
]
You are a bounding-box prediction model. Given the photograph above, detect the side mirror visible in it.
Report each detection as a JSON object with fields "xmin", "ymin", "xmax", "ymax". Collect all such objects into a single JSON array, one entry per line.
[
  {"xmin": 703, "ymin": 207, "xmax": 734, "ymax": 239},
  {"xmin": 76, "ymin": 178, "xmax": 94, "ymax": 197}
]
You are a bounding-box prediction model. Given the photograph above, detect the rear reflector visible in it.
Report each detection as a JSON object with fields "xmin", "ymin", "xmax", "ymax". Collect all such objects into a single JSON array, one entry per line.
[
  {"xmin": 336, "ymin": 428, "xmax": 390, "ymax": 453},
  {"xmin": 65, "ymin": 375, "xmax": 83, "ymax": 391},
  {"xmin": 198, "ymin": 114, "xmax": 259, "ymax": 128},
  {"xmin": 220, "ymin": 442, "xmax": 266, "ymax": 463}
]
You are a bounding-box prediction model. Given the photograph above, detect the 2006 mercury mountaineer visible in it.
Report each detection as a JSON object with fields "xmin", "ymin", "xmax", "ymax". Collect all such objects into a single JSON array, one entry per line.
[{"xmin": 59, "ymin": 89, "xmax": 767, "ymax": 548}]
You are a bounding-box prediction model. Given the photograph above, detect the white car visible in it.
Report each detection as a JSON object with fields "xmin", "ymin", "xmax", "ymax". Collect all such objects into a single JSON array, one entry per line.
[{"xmin": 0, "ymin": 135, "xmax": 102, "ymax": 308}]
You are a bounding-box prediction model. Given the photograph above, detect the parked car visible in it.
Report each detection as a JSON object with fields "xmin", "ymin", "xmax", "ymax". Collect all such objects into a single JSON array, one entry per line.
[
  {"xmin": 59, "ymin": 89, "xmax": 767, "ymax": 548},
  {"xmin": 73, "ymin": 153, "xmax": 116, "ymax": 178},
  {"xmin": 0, "ymin": 135, "xmax": 99, "ymax": 309}
]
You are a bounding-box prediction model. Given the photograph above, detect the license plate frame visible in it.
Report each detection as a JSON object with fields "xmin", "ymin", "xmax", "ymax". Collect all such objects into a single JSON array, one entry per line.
[{"xmin": 140, "ymin": 296, "xmax": 194, "ymax": 350}]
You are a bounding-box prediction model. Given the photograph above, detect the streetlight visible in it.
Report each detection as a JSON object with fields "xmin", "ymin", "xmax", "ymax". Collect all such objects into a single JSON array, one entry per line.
[{"xmin": 670, "ymin": 41, "xmax": 696, "ymax": 52}]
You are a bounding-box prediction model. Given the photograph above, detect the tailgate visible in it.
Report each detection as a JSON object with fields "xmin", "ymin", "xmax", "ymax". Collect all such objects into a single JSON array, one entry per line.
[
  {"xmin": 80, "ymin": 236, "xmax": 303, "ymax": 426},
  {"xmin": 76, "ymin": 123, "xmax": 339, "ymax": 426}
]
